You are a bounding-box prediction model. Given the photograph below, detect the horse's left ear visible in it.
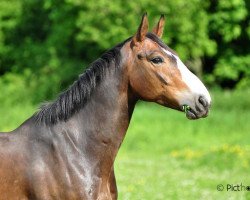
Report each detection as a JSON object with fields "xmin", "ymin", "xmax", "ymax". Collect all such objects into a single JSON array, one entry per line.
[
  {"xmin": 132, "ymin": 13, "xmax": 149, "ymax": 44},
  {"xmin": 152, "ymin": 15, "xmax": 165, "ymax": 38}
]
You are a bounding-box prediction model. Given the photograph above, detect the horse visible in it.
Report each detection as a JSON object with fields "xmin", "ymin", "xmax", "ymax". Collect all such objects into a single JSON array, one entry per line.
[{"xmin": 0, "ymin": 14, "xmax": 211, "ymax": 200}]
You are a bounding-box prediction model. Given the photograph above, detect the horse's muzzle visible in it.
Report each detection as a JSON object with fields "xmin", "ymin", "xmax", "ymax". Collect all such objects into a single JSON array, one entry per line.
[{"xmin": 184, "ymin": 95, "xmax": 211, "ymax": 120}]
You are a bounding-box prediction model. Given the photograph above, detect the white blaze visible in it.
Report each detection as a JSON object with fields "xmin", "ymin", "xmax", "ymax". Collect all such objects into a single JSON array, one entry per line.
[{"xmin": 162, "ymin": 48, "xmax": 211, "ymax": 104}]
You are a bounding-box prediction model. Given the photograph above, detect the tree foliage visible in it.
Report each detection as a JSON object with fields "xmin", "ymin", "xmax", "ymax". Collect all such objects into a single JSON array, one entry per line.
[
  {"xmin": 206, "ymin": 0, "xmax": 250, "ymax": 89},
  {"xmin": 0, "ymin": 0, "xmax": 249, "ymax": 103}
]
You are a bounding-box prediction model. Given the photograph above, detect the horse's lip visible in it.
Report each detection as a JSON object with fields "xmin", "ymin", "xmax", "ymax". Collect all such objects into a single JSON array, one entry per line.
[
  {"xmin": 183, "ymin": 106, "xmax": 209, "ymax": 120},
  {"xmin": 182, "ymin": 106, "xmax": 199, "ymax": 119},
  {"xmin": 185, "ymin": 108, "xmax": 198, "ymax": 120}
]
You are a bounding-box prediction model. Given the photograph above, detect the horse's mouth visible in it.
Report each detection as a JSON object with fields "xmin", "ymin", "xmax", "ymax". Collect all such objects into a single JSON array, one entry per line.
[
  {"xmin": 185, "ymin": 108, "xmax": 198, "ymax": 120},
  {"xmin": 182, "ymin": 104, "xmax": 209, "ymax": 120}
]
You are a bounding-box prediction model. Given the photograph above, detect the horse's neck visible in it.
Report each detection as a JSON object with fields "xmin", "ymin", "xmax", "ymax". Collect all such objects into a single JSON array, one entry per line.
[{"xmin": 51, "ymin": 63, "xmax": 136, "ymax": 169}]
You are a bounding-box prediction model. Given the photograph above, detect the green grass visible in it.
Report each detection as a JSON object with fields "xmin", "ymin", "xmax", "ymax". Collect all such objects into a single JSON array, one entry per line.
[{"xmin": 1, "ymin": 90, "xmax": 250, "ymax": 199}]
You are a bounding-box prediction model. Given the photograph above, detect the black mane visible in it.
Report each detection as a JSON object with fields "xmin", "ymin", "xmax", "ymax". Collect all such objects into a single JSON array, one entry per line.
[{"xmin": 35, "ymin": 38, "xmax": 131, "ymax": 125}]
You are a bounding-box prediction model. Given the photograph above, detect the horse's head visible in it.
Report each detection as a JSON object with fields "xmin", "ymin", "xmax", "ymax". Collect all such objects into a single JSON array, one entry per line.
[{"xmin": 124, "ymin": 14, "xmax": 211, "ymax": 119}]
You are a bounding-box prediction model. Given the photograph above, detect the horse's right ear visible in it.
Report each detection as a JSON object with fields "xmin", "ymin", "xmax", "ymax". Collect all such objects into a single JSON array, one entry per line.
[
  {"xmin": 132, "ymin": 13, "xmax": 149, "ymax": 45},
  {"xmin": 152, "ymin": 14, "xmax": 165, "ymax": 38}
]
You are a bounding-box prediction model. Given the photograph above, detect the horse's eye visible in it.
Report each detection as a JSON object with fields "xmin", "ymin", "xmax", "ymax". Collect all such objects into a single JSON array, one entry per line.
[{"xmin": 151, "ymin": 57, "xmax": 164, "ymax": 64}]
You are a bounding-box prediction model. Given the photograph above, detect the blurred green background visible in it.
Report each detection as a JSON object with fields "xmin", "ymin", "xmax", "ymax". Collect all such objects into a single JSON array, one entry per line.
[{"xmin": 0, "ymin": 0, "xmax": 250, "ymax": 199}]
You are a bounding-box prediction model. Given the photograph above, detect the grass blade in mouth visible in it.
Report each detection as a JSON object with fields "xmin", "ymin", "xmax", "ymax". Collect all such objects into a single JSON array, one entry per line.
[{"xmin": 182, "ymin": 105, "xmax": 191, "ymax": 114}]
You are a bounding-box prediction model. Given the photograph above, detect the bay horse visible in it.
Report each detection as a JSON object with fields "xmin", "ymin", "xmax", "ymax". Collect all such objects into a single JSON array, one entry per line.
[{"xmin": 0, "ymin": 14, "xmax": 211, "ymax": 200}]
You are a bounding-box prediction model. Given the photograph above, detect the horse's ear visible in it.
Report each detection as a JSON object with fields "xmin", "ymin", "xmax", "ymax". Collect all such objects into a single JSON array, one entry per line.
[
  {"xmin": 132, "ymin": 13, "xmax": 149, "ymax": 44},
  {"xmin": 152, "ymin": 15, "xmax": 165, "ymax": 38}
]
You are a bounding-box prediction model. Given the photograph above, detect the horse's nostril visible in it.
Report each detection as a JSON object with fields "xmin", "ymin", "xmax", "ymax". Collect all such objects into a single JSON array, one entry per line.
[{"xmin": 198, "ymin": 96, "xmax": 208, "ymax": 108}]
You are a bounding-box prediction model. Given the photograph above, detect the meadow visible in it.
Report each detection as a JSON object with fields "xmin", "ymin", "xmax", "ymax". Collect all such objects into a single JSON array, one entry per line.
[{"xmin": 0, "ymin": 90, "xmax": 250, "ymax": 199}]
